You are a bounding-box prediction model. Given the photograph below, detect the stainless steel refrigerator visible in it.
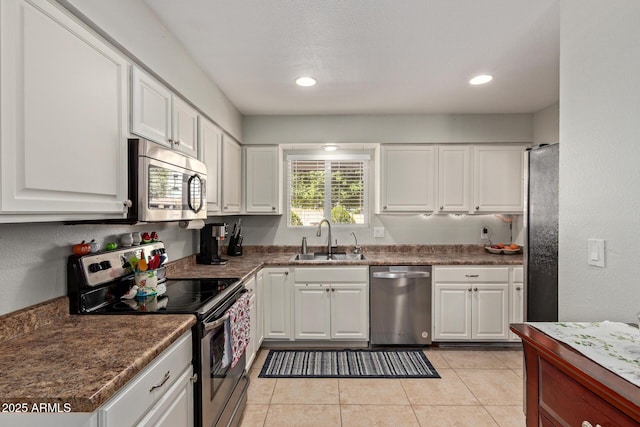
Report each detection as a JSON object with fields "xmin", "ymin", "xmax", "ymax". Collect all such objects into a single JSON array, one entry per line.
[{"xmin": 525, "ymin": 144, "xmax": 559, "ymax": 321}]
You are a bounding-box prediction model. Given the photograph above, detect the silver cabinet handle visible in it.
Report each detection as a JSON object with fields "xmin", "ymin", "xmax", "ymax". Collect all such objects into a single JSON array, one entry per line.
[
  {"xmin": 581, "ymin": 422, "xmax": 601, "ymax": 427},
  {"xmin": 465, "ymin": 274, "xmax": 479, "ymax": 278},
  {"xmin": 204, "ymin": 313, "xmax": 230, "ymax": 331},
  {"xmin": 190, "ymin": 373, "xmax": 198, "ymax": 384},
  {"xmin": 372, "ymin": 271, "xmax": 430, "ymax": 279},
  {"xmin": 123, "ymin": 199, "xmax": 132, "ymax": 208},
  {"xmin": 149, "ymin": 371, "xmax": 170, "ymax": 392}
]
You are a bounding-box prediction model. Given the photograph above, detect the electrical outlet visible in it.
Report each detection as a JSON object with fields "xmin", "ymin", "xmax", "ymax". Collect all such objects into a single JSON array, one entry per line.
[
  {"xmin": 481, "ymin": 226, "xmax": 489, "ymax": 240},
  {"xmin": 373, "ymin": 227, "xmax": 385, "ymax": 238}
]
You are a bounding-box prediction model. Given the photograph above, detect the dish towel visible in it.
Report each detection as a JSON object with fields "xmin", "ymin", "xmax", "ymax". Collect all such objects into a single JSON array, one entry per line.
[{"xmin": 227, "ymin": 292, "xmax": 251, "ymax": 369}]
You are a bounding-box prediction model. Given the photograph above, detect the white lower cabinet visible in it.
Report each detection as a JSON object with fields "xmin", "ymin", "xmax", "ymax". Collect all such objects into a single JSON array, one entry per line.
[
  {"xmin": 293, "ymin": 267, "xmax": 369, "ymax": 341},
  {"xmin": 433, "ymin": 266, "xmax": 511, "ymax": 341},
  {"xmin": 510, "ymin": 266, "xmax": 525, "ymax": 341},
  {"xmin": 244, "ymin": 274, "xmax": 258, "ymax": 369},
  {"xmin": 262, "ymin": 267, "xmax": 293, "ymax": 340},
  {"xmin": 99, "ymin": 331, "xmax": 193, "ymax": 427}
]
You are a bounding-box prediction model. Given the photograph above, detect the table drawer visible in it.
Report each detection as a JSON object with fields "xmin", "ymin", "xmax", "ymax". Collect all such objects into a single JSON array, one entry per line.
[{"xmin": 539, "ymin": 358, "xmax": 635, "ymax": 427}]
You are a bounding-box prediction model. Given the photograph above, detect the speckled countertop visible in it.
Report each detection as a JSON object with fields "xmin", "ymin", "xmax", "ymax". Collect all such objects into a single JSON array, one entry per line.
[
  {"xmin": 0, "ymin": 297, "xmax": 195, "ymax": 412},
  {"xmin": 165, "ymin": 244, "xmax": 523, "ymax": 282}
]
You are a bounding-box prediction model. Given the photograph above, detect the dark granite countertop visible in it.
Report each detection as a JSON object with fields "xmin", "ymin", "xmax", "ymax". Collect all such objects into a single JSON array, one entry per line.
[
  {"xmin": 165, "ymin": 244, "xmax": 523, "ymax": 283},
  {"xmin": 0, "ymin": 297, "xmax": 195, "ymax": 412}
]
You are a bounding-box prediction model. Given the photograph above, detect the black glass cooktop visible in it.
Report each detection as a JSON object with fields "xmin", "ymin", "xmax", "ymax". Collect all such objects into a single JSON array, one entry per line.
[{"xmin": 100, "ymin": 278, "xmax": 241, "ymax": 315}]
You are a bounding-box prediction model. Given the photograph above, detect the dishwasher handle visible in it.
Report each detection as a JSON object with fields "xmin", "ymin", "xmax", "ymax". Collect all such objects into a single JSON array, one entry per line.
[{"xmin": 372, "ymin": 271, "xmax": 431, "ymax": 279}]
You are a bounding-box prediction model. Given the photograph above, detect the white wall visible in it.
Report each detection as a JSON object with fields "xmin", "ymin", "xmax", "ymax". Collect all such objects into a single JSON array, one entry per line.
[
  {"xmin": 533, "ymin": 102, "xmax": 559, "ymax": 145},
  {"xmin": 558, "ymin": 0, "xmax": 640, "ymax": 322},
  {"xmin": 243, "ymin": 114, "xmax": 532, "ymax": 145},
  {"xmin": 0, "ymin": 222, "xmax": 197, "ymax": 316},
  {"xmin": 58, "ymin": 0, "xmax": 243, "ymax": 140}
]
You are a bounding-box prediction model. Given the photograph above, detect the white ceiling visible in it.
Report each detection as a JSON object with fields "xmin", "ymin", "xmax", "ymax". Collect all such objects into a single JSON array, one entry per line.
[{"xmin": 144, "ymin": 0, "xmax": 559, "ymax": 116}]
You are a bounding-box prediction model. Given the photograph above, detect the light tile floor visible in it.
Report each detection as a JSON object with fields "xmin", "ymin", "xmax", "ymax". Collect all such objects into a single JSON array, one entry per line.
[{"xmin": 240, "ymin": 347, "xmax": 526, "ymax": 427}]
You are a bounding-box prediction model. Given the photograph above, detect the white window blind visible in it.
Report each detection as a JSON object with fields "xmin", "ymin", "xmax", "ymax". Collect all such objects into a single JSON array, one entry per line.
[{"xmin": 288, "ymin": 155, "xmax": 369, "ymax": 227}]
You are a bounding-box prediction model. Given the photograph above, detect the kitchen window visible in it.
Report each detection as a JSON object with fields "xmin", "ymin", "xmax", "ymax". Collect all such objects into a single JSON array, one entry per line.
[{"xmin": 287, "ymin": 154, "xmax": 370, "ymax": 227}]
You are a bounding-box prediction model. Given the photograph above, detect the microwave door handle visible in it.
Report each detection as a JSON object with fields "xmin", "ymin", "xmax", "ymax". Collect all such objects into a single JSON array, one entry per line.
[{"xmin": 187, "ymin": 174, "xmax": 203, "ymax": 213}]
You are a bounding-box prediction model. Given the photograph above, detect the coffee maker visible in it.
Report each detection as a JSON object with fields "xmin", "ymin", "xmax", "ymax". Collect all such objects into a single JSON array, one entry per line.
[{"xmin": 196, "ymin": 223, "xmax": 228, "ymax": 265}]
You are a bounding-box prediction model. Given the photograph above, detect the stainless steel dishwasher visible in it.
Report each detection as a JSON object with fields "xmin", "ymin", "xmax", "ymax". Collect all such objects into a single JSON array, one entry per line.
[{"xmin": 370, "ymin": 265, "xmax": 432, "ymax": 345}]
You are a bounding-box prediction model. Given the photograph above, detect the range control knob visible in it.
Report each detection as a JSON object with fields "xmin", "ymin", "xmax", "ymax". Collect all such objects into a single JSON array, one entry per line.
[
  {"xmin": 88, "ymin": 263, "xmax": 102, "ymax": 273},
  {"xmin": 99, "ymin": 260, "xmax": 112, "ymax": 270}
]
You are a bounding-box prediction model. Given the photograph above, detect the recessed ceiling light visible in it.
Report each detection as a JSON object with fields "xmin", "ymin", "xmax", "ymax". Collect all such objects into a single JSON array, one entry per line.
[
  {"xmin": 469, "ymin": 74, "xmax": 493, "ymax": 85},
  {"xmin": 295, "ymin": 76, "xmax": 317, "ymax": 87},
  {"xmin": 322, "ymin": 144, "xmax": 338, "ymax": 151}
]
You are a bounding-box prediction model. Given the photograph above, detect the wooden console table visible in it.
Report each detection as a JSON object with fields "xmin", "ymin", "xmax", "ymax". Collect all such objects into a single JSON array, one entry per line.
[{"xmin": 510, "ymin": 323, "xmax": 640, "ymax": 427}]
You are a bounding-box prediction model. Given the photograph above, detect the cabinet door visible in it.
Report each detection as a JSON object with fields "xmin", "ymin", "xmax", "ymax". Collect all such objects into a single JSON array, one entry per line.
[
  {"xmin": 510, "ymin": 266, "xmax": 524, "ymax": 341},
  {"xmin": 246, "ymin": 292, "xmax": 257, "ymax": 369},
  {"xmin": 473, "ymin": 145, "xmax": 525, "ymax": 213},
  {"xmin": 245, "ymin": 146, "xmax": 281, "ymax": 213},
  {"xmin": 472, "ymin": 284, "xmax": 509, "ymax": 340},
  {"xmin": 294, "ymin": 284, "xmax": 331, "ymax": 339},
  {"xmin": 131, "ymin": 66, "xmax": 172, "ymax": 146},
  {"xmin": 438, "ymin": 145, "xmax": 470, "ymax": 212},
  {"xmin": 256, "ymin": 270, "xmax": 264, "ymax": 346},
  {"xmin": 433, "ymin": 284, "xmax": 472, "ymax": 340},
  {"xmin": 1, "ymin": 0, "xmax": 128, "ymax": 217},
  {"xmin": 380, "ymin": 145, "xmax": 436, "ymax": 212},
  {"xmin": 221, "ymin": 136, "xmax": 242, "ymax": 214},
  {"xmin": 330, "ymin": 284, "xmax": 368, "ymax": 340},
  {"xmin": 263, "ymin": 268, "xmax": 292, "ymax": 340},
  {"xmin": 200, "ymin": 117, "xmax": 222, "ymax": 214},
  {"xmin": 171, "ymin": 96, "xmax": 198, "ymax": 158},
  {"xmin": 137, "ymin": 367, "xmax": 194, "ymax": 427}
]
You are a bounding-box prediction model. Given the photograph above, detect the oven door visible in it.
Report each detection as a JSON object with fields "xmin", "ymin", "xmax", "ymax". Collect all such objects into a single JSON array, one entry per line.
[{"xmin": 201, "ymin": 297, "xmax": 248, "ymax": 427}]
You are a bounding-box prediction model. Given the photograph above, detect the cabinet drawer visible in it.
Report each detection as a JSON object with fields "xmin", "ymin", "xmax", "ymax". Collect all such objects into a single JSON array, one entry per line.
[
  {"xmin": 512, "ymin": 266, "xmax": 523, "ymax": 282},
  {"xmin": 539, "ymin": 359, "xmax": 635, "ymax": 427},
  {"xmin": 434, "ymin": 267, "xmax": 509, "ymax": 283},
  {"xmin": 294, "ymin": 267, "xmax": 368, "ymax": 283},
  {"xmin": 99, "ymin": 331, "xmax": 192, "ymax": 427}
]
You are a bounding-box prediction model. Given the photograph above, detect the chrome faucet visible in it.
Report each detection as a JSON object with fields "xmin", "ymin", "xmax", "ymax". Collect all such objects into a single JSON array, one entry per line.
[
  {"xmin": 351, "ymin": 232, "xmax": 362, "ymax": 254},
  {"xmin": 316, "ymin": 218, "xmax": 332, "ymax": 258}
]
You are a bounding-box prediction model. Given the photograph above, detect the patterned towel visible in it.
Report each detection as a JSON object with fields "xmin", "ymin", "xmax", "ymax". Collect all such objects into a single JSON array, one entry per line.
[{"xmin": 227, "ymin": 292, "xmax": 250, "ymax": 369}]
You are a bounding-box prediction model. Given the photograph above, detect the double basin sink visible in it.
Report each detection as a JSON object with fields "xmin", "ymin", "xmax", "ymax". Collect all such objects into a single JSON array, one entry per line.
[{"xmin": 289, "ymin": 252, "xmax": 366, "ymax": 262}]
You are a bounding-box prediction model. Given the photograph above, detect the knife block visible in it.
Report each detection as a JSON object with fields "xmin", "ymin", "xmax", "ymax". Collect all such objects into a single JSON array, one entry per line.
[{"xmin": 227, "ymin": 234, "xmax": 243, "ymax": 256}]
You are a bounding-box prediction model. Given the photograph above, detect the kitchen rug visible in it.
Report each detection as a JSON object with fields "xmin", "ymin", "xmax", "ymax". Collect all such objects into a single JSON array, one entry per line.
[{"xmin": 258, "ymin": 349, "xmax": 440, "ymax": 378}]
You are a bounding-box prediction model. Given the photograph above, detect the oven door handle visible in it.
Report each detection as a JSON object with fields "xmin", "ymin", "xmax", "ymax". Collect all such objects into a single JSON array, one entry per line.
[{"xmin": 204, "ymin": 313, "xmax": 230, "ymax": 331}]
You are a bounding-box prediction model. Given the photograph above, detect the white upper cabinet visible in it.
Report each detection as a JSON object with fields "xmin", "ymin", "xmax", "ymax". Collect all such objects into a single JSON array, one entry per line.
[
  {"xmin": 131, "ymin": 66, "xmax": 172, "ymax": 147},
  {"xmin": 171, "ymin": 96, "xmax": 198, "ymax": 158},
  {"xmin": 437, "ymin": 146, "xmax": 470, "ymax": 213},
  {"xmin": 379, "ymin": 145, "xmax": 437, "ymax": 212},
  {"xmin": 200, "ymin": 117, "xmax": 223, "ymax": 214},
  {"xmin": 131, "ymin": 66, "xmax": 198, "ymax": 158},
  {"xmin": 472, "ymin": 145, "xmax": 526, "ymax": 213},
  {"xmin": 0, "ymin": 0, "xmax": 129, "ymax": 220},
  {"xmin": 221, "ymin": 135, "xmax": 242, "ymax": 214},
  {"xmin": 245, "ymin": 146, "xmax": 282, "ymax": 214}
]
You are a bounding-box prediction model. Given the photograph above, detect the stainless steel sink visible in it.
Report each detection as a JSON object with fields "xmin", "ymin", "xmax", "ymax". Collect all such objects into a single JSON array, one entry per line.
[{"xmin": 290, "ymin": 252, "xmax": 366, "ymax": 262}]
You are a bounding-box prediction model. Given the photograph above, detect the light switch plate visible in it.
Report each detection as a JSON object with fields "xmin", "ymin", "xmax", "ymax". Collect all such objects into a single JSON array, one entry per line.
[
  {"xmin": 587, "ymin": 238, "xmax": 605, "ymax": 267},
  {"xmin": 373, "ymin": 227, "xmax": 385, "ymax": 238}
]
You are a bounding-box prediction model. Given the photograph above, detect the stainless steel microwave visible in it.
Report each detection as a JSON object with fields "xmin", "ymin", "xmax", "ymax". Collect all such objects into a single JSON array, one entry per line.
[{"xmin": 128, "ymin": 138, "xmax": 207, "ymax": 222}]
